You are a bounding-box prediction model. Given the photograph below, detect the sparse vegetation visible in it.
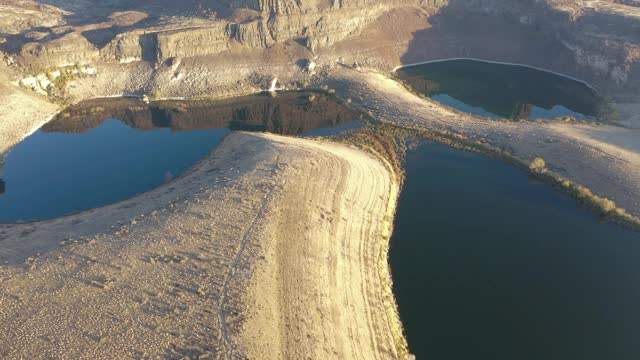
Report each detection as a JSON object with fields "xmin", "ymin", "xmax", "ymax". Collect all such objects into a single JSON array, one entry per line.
[
  {"xmin": 555, "ymin": 178, "xmax": 637, "ymax": 227},
  {"xmin": 330, "ymin": 94, "xmax": 640, "ymax": 231},
  {"xmin": 149, "ymin": 89, "xmax": 163, "ymax": 101}
]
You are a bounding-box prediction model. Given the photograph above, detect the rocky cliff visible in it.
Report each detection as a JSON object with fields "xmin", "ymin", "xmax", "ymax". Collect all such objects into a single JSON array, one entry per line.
[{"xmin": 1, "ymin": 0, "xmax": 639, "ymax": 105}]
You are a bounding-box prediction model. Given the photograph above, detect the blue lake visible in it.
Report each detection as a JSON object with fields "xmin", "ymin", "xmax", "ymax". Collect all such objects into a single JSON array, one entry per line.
[
  {"xmin": 396, "ymin": 59, "xmax": 603, "ymax": 121},
  {"xmin": 0, "ymin": 92, "xmax": 357, "ymax": 222},
  {"xmin": 391, "ymin": 141, "xmax": 640, "ymax": 360}
]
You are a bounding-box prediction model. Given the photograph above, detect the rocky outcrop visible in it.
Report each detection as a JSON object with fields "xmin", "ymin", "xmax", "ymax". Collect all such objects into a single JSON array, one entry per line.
[
  {"xmin": 267, "ymin": 5, "xmax": 390, "ymax": 52},
  {"xmin": 558, "ymin": 11, "xmax": 640, "ymax": 96},
  {"xmin": 3, "ymin": 0, "xmax": 639, "ymax": 104},
  {"xmin": 100, "ymin": 30, "xmax": 146, "ymax": 64},
  {"xmin": 228, "ymin": 19, "xmax": 275, "ymax": 48},
  {"xmin": 19, "ymin": 32, "xmax": 99, "ymax": 69},
  {"xmin": 155, "ymin": 23, "xmax": 231, "ymax": 63},
  {"xmin": 14, "ymin": 0, "xmax": 436, "ymax": 68}
]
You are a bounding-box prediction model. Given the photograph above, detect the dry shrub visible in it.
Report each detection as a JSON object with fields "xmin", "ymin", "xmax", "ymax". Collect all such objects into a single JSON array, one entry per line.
[{"xmin": 529, "ymin": 157, "xmax": 546, "ymax": 173}]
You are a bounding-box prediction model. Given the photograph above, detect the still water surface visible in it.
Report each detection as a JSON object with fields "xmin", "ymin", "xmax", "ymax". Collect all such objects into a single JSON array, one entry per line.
[
  {"xmin": 391, "ymin": 141, "xmax": 640, "ymax": 360},
  {"xmin": 0, "ymin": 92, "xmax": 357, "ymax": 222},
  {"xmin": 396, "ymin": 59, "xmax": 603, "ymax": 120}
]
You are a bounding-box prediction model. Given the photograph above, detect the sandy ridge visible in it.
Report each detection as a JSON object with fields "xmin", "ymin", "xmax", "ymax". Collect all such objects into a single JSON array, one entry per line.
[
  {"xmin": 328, "ymin": 67, "xmax": 640, "ymax": 217},
  {"xmin": 238, "ymin": 135, "xmax": 402, "ymax": 359}
]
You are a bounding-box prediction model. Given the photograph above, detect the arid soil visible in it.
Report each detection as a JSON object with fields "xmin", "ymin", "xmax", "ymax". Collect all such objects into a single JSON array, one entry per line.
[
  {"xmin": 0, "ymin": 1, "xmax": 639, "ymax": 359},
  {"xmin": 0, "ymin": 132, "xmax": 402, "ymax": 359}
]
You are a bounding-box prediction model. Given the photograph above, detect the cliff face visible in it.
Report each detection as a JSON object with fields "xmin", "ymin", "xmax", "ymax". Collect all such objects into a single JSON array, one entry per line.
[
  {"xmin": 19, "ymin": 32, "xmax": 100, "ymax": 69},
  {"xmin": 445, "ymin": 0, "xmax": 640, "ymax": 88},
  {"xmin": 98, "ymin": 0, "xmax": 424, "ymax": 64},
  {"xmin": 156, "ymin": 24, "xmax": 231, "ymax": 63},
  {"xmin": 10, "ymin": 0, "xmax": 435, "ymax": 68},
  {"xmin": 367, "ymin": 0, "xmax": 640, "ymax": 98},
  {"xmin": 2, "ymin": 0, "xmax": 639, "ymax": 104}
]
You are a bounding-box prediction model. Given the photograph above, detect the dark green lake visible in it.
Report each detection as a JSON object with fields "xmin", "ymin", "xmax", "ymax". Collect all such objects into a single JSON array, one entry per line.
[
  {"xmin": 396, "ymin": 59, "xmax": 603, "ymax": 120},
  {"xmin": 0, "ymin": 92, "xmax": 358, "ymax": 222},
  {"xmin": 391, "ymin": 141, "xmax": 640, "ymax": 360}
]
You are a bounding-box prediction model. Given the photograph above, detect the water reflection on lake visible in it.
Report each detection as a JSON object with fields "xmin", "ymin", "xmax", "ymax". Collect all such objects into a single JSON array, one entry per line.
[
  {"xmin": 0, "ymin": 92, "xmax": 358, "ymax": 222},
  {"xmin": 396, "ymin": 59, "xmax": 603, "ymax": 121}
]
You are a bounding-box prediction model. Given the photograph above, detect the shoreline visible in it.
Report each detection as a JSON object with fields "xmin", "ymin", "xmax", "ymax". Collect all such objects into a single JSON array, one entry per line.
[
  {"xmin": 0, "ymin": 64, "xmax": 638, "ymax": 358},
  {"xmin": 325, "ymin": 67, "xmax": 640, "ymax": 219},
  {"xmin": 0, "ymin": 132, "xmax": 407, "ymax": 359}
]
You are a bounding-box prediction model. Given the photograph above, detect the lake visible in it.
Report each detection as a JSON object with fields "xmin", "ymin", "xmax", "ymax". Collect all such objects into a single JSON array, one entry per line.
[
  {"xmin": 391, "ymin": 141, "xmax": 640, "ymax": 360},
  {"xmin": 0, "ymin": 92, "xmax": 358, "ymax": 222},
  {"xmin": 396, "ymin": 59, "xmax": 603, "ymax": 121}
]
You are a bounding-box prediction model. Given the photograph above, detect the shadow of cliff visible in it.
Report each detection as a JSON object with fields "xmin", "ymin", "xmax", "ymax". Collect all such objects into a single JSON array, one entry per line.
[
  {"xmin": 400, "ymin": 0, "xmax": 640, "ymax": 95},
  {"xmin": 395, "ymin": 58, "xmax": 602, "ymax": 120},
  {"xmin": 400, "ymin": 2, "xmax": 580, "ymax": 76},
  {"xmin": 35, "ymin": 0, "xmax": 244, "ymax": 26}
]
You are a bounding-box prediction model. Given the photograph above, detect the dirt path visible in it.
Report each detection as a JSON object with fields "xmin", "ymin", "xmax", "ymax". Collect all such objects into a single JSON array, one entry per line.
[
  {"xmin": 0, "ymin": 132, "xmax": 402, "ymax": 359},
  {"xmin": 327, "ymin": 67, "xmax": 640, "ymax": 217},
  {"xmin": 238, "ymin": 136, "xmax": 402, "ymax": 360}
]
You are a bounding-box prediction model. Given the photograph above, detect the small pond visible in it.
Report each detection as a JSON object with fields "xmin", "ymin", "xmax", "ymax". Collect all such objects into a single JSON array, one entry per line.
[
  {"xmin": 396, "ymin": 59, "xmax": 603, "ymax": 121},
  {"xmin": 391, "ymin": 141, "xmax": 640, "ymax": 360},
  {"xmin": 0, "ymin": 92, "xmax": 359, "ymax": 222}
]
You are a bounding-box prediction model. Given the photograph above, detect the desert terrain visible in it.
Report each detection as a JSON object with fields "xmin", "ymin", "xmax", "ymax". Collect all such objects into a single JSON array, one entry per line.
[
  {"xmin": 0, "ymin": 0, "xmax": 639, "ymax": 359},
  {"xmin": 0, "ymin": 133, "xmax": 403, "ymax": 359}
]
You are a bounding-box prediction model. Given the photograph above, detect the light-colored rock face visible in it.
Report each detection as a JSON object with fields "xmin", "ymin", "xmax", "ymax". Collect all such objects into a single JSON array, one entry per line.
[
  {"xmin": 231, "ymin": 0, "xmax": 390, "ymax": 13},
  {"xmin": 19, "ymin": 32, "xmax": 100, "ymax": 69},
  {"xmin": 11, "ymin": 1, "xmax": 428, "ymax": 68},
  {"xmin": 156, "ymin": 24, "xmax": 231, "ymax": 63},
  {"xmin": 1, "ymin": 0, "xmax": 638, "ymax": 101}
]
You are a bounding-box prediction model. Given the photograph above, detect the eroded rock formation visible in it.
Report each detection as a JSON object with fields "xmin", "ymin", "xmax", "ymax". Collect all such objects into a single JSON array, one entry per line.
[{"xmin": 0, "ymin": 0, "xmax": 638, "ymax": 118}]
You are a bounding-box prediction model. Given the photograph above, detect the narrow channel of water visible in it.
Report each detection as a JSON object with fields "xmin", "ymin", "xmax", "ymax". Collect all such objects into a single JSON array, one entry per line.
[
  {"xmin": 391, "ymin": 141, "xmax": 640, "ymax": 360},
  {"xmin": 396, "ymin": 59, "xmax": 603, "ymax": 121},
  {"xmin": 0, "ymin": 92, "xmax": 358, "ymax": 222}
]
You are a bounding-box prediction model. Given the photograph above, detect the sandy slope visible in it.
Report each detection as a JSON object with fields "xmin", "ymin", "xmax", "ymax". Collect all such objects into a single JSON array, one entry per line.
[
  {"xmin": 0, "ymin": 65, "xmax": 59, "ymax": 160},
  {"xmin": 0, "ymin": 132, "xmax": 402, "ymax": 359},
  {"xmin": 327, "ymin": 67, "xmax": 640, "ymax": 216},
  {"xmin": 238, "ymin": 136, "xmax": 401, "ymax": 360}
]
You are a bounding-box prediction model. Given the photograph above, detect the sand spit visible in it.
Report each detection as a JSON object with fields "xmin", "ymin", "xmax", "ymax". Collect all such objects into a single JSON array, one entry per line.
[
  {"xmin": 327, "ymin": 67, "xmax": 640, "ymax": 217},
  {"xmin": 0, "ymin": 132, "xmax": 402, "ymax": 359}
]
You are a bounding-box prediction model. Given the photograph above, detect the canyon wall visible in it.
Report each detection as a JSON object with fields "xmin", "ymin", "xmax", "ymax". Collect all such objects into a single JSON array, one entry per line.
[
  {"xmin": 14, "ymin": 0, "xmax": 432, "ymax": 68},
  {"xmin": 2, "ymin": 0, "xmax": 639, "ymax": 103}
]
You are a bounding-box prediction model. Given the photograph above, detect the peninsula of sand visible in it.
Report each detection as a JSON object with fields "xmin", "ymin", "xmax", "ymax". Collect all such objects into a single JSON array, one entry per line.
[{"xmin": 1, "ymin": 0, "xmax": 639, "ymax": 359}]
